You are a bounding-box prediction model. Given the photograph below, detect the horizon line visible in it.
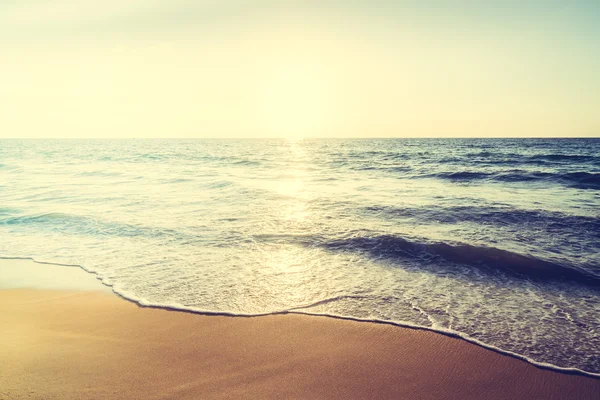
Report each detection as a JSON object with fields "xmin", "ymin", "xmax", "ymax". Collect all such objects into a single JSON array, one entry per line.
[{"xmin": 2, "ymin": 136, "xmax": 599, "ymax": 140}]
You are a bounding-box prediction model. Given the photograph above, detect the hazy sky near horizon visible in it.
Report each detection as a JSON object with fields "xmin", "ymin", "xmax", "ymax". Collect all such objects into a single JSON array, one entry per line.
[{"xmin": 2, "ymin": 1, "xmax": 599, "ymax": 138}]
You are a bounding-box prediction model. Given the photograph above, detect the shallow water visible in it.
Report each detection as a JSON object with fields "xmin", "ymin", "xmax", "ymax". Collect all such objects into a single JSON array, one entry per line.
[{"xmin": 1, "ymin": 138, "xmax": 599, "ymax": 374}]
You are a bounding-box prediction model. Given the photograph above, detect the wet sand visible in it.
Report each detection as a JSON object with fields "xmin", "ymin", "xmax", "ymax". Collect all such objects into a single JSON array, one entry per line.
[{"xmin": 1, "ymin": 288, "xmax": 599, "ymax": 400}]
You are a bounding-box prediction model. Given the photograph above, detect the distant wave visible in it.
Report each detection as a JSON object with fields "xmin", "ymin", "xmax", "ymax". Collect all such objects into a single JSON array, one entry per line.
[
  {"xmin": 337, "ymin": 154, "xmax": 600, "ymax": 182},
  {"xmin": 361, "ymin": 205, "xmax": 600, "ymax": 235},
  {"xmin": 462, "ymin": 152, "xmax": 600, "ymax": 164},
  {"xmin": 427, "ymin": 171, "xmax": 600, "ymax": 189},
  {"xmin": 528, "ymin": 154, "xmax": 599, "ymax": 162},
  {"xmin": 0, "ymin": 212, "xmax": 183, "ymax": 240}
]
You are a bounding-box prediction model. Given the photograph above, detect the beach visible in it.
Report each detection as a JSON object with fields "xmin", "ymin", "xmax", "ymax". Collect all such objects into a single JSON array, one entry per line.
[
  {"xmin": 1, "ymin": 260, "xmax": 599, "ymax": 400},
  {"xmin": 3, "ymin": 1, "xmax": 600, "ymax": 397}
]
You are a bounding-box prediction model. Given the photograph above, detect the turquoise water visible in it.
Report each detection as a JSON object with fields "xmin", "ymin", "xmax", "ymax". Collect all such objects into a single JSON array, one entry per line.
[{"xmin": 1, "ymin": 138, "xmax": 599, "ymax": 374}]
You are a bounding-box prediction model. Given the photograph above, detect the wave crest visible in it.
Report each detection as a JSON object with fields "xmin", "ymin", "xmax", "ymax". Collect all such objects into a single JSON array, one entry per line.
[{"xmin": 319, "ymin": 234, "xmax": 600, "ymax": 287}]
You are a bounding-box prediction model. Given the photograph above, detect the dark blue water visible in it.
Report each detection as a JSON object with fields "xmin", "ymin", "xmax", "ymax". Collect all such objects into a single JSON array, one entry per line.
[{"xmin": 1, "ymin": 138, "xmax": 599, "ymax": 374}]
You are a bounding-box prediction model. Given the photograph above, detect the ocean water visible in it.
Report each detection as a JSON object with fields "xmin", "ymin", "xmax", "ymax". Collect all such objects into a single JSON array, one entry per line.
[{"xmin": 1, "ymin": 138, "xmax": 599, "ymax": 375}]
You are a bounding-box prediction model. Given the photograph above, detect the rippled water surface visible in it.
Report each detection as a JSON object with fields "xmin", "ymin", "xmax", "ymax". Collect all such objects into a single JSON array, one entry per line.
[{"xmin": 1, "ymin": 138, "xmax": 599, "ymax": 373}]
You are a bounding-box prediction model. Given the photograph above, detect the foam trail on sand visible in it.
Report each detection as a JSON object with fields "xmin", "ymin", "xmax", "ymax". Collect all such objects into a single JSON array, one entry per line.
[{"xmin": 2, "ymin": 257, "xmax": 600, "ymax": 379}]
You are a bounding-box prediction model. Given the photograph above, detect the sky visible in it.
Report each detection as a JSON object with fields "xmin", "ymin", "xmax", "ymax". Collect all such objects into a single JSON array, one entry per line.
[{"xmin": 1, "ymin": 1, "xmax": 599, "ymax": 138}]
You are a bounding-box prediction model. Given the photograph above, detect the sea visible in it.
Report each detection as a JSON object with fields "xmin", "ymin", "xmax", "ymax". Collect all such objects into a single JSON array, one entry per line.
[{"xmin": 1, "ymin": 138, "xmax": 599, "ymax": 375}]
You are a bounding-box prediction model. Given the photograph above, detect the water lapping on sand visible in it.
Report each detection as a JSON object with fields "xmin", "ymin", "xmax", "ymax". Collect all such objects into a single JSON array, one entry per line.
[{"xmin": 0, "ymin": 138, "xmax": 599, "ymax": 374}]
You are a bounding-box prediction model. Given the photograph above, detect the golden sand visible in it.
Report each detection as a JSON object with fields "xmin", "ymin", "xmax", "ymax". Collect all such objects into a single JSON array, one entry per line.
[{"xmin": 1, "ymin": 289, "xmax": 598, "ymax": 399}]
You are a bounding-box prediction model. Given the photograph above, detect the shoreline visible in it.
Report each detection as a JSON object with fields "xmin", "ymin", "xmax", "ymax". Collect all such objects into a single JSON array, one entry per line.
[
  {"xmin": 2, "ymin": 287, "xmax": 600, "ymax": 399},
  {"xmin": 3, "ymin": 257, "xmax": 599, "ymax": 379},
  {"xmin": 126, "ymin": 298, "xmax": 600, "ymax": 379}
]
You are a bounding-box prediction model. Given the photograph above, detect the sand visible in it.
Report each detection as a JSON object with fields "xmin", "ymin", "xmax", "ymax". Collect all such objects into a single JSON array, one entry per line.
[{"xmin": 1, "ymin": 289, "xmax": 599, "ymax": 400}]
